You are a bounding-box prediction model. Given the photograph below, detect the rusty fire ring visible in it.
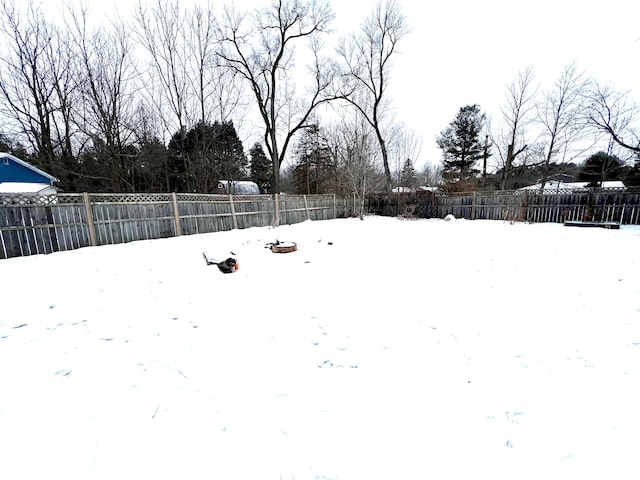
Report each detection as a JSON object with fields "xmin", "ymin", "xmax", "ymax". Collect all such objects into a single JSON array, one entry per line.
[{"xmin": 270, "ymin": 241, "xmax": 297, "ymax": 253}]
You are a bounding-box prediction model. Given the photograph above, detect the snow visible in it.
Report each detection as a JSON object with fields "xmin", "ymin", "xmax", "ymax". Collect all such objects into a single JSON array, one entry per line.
[
  {"xmin": 520, "ymin": 180, "xmax": 626, "ymax": 192},
  {"xmin": 0, "ymin": 182, "xmax": 57, "ymax": 194},
  {"xmin": 1, "ymin": 216, "xmax": 640, "ymax": 480}
]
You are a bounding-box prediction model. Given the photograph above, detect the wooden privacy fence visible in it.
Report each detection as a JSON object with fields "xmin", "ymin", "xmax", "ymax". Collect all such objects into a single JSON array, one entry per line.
[
  {"xmin": 0, "ymin": 192, "xmax": 359, "ymax": 259},
  {"xmin": 433, "ymin": 187, "xmax": 640, "ymax": 224},
  {"xmin": 367, "ymin": 191, "xmax": 434, "ymax": 218}
]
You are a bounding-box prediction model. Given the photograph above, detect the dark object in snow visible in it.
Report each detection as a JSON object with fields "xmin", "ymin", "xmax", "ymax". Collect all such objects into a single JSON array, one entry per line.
[
  {"xmin": 265, "ymin": 240, "xmax": 297, "ymax": 253},
  {"xmin": 203, "ymin": 252, "xmax": 239, "ymax": 273},
  {"xmin": 564, "ymin": 221, "xmax": 620, "ymax": 230}
]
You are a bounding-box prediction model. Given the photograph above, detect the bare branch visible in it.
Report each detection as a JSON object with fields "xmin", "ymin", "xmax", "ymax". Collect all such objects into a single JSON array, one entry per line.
[
  {"xmin": 586, "ymin": 82, "xmax": 640, "ymax": 154},
  {"xmin": 217, "ymin": 0, "xmax": 341, "ymax": 205},
  {"xmin": 336, "ymin": 0, "xmax": 410, "ymax": 191}
]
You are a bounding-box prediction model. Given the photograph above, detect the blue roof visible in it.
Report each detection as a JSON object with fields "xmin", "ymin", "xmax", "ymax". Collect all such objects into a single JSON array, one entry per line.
[{"xmin": 0, "ymin": 153, "xmax": 59, "ymax": 185}]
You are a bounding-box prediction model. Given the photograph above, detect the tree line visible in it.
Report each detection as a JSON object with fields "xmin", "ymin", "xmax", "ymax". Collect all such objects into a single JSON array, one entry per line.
[
  {"xmin": 2, "ymin": 0, "xmax": 637, "ymax": 198},
  {"xmin": 0, "ymin": 0, "xmax": 425, "ymax": 198},
  {"xmin": 435, "ymin": 64, "xmax": 640, "ymax": 192}
]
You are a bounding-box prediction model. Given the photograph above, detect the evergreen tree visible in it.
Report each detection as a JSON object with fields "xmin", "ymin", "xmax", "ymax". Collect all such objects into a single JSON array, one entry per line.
[
  {"xmin": 0, "ymin": 132, "xmax": 28, "ymax": 159},
  {"xmin": 0, "ymin": 132, "xmax": 10, "ymax": 152},
  {"xmin": 168, "ymin": 121, "xmax": 248, "ymax": 193},
  {"xmin": 167, "ymin": 127, "xmax": 190, "ymax": 192},
  {"xmin": 626, "ymin": 155, "xmax": 640, "ymax": 187},
  {"xmin": 398, "ymin": 158, "xmax": 417, "ymax": 189},
  {"xmin": 436, "ymin": 104, "xmax": 487, "ymax": 186},
  {"xmin": 205, "ymin": 121, "xmax": 247, "ymax": 183},
  {"xmin": 292, "ymin": 124, "xmax": 336, "ymax": 194},
  {"xmin": 578, "ymin": 151, "xmax": 625, "ymax": 186},
  {"xmin": 249, "ymin": 143, "xmax": 273, "ymax": 194},
  {"xmin": 135, "ymin": 138, "xmax": 169, "ymax": 192}
]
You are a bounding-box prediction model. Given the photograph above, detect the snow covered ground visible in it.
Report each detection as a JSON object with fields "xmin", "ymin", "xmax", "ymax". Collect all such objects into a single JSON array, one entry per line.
[{"xmin": 1, "ymin": 216, "xmax": 640, "ymax": 480}]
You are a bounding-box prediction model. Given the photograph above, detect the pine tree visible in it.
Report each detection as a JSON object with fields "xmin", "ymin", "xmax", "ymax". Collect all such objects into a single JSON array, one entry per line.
[
  {"xmin": 578, "ymin": 151, "xmax": 625, "ymax": 186},
  {"xmin": 292, "ymin": 124, "xmax": 336, "ymax": 194},
  {"xmin": 168, "ymin": 121, "xmax": 248, "ymax": 192},
  {"xmin": 436, "ymin": 104, "xmax": 487, "ymax": 185},
  {"xmin": 398, "ymin": 158, "xmax": 417, "ymax": 189},
  {"xmin": 249, "ymin": 143, "xmax": 273, "ymax": 194}
]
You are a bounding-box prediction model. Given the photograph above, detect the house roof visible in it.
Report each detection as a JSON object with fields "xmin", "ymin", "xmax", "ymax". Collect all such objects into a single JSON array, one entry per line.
[
  {"xmin": 0, "ymin": 152, "xmax": 59, "ymax": 184},
  {"xmin": 0, "ymin": 182, "xmax": 57, "ymax": 194},
  {"xmin": 520, "ymin": 180, "xmax": 626, "ymax": 192},
  {"xmin": 216, "ymin": 180, "xmax": 260, "ymax": 194}
]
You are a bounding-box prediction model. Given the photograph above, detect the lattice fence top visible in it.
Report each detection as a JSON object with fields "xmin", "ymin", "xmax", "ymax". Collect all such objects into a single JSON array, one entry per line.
[
  {"xmin": 525, "ymin": 186, "xmax": 639, "ymax": 195},
  {"xmin": 1, "ymin": 193, "xmax": 60, "ymax": 205},
  {"xmin": 56, "ymin": 194, "xmax": 84, "ymax": 204},
  {"xmin": 0, "ymin": 191, "xmax": 339, "ymax": 206},
  {"xmin": 87, "ymin": 193, "xmax": 174, "ymax": 203},
  {"xmin": 176, "ymin": 193, "xmax": 273, "ymax": 202},
  {"xmin": 435, "ymin": 186, "xmax": 640, "ymax": 198}
]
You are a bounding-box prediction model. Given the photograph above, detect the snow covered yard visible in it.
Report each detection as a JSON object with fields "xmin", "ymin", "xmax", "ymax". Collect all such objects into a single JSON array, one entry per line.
[{"xmin": 1, "ymin": 216, "xmax": 640, "ymax": 480}]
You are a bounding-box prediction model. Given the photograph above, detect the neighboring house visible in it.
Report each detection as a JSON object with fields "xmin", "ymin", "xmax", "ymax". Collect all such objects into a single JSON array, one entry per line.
[
  {"xmin": 545, "ymin": 173, "xmax": 574, "ymax": 184},
  {"xmin": 214, "ymin": 180, "xmax": 261, "ymax": 195},
  {"xmin": 416, "ymin": 186, "xmax": 440, "ymax": 193},
  {"xmin": 0, "ymin": 152, "xmax": 59, "ymax": 194},
  {"xmin": 392, "ymin": 186, "xmax": 439, "ymax": 193},
  {"xmin": 520, "ymin": 180, "xmax": 626, "ymax": 193},
  {"xmin": 0, "ymin": 181, "xmax": 58, "ymax": 195}
]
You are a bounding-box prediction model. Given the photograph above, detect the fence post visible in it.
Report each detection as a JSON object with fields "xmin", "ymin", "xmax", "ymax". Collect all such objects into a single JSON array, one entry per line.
[
  {"xmin": 229, "ymin": 194, "xmax": 238, "ymax": 229},
  {"xmin": 303, "ymin": 195, "xmax": 310, "ymax": 220},
  {"xmin": 471, "ymin": 191, "xmax": 477, "ymax": 220},
  {"xmin": 82, "ymin": 192, "xmax": 97, "ymax": 247},
  {"xmin": 171, "ymin": 192, "xmax": 182, "ymax": 236},
  {"xmin": 273, "ymin": 193, "xmax": 280, "ymax": 225},
  {"xmin": 587, "ymin": 188, "xmax": 595, "ymax": 221},
  {"xmin": 521, "ymin": 190, "xmax": 529, "ymax": 222}
]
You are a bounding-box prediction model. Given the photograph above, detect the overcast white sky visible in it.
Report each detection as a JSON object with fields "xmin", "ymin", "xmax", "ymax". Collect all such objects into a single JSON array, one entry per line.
[
  {"xmin": 357, "ymin": 0, "xmax": 640, "ymax": 167},
  {"xmin": 43, "ymin": 0, "xmax": 640, "ymax": 170}
]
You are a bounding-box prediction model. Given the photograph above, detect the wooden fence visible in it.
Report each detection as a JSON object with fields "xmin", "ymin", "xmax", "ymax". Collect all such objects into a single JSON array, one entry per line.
[
  {"xmin": 4, "ymin": 187, "xmax": 640, "ymax": 259},
  {"xmin": 0, "ymin": 192, "xmax": 359, "ymax": 259},
  {"xmin": 432, "ymin": 187, "xmax": 640, "ymax": 224}
]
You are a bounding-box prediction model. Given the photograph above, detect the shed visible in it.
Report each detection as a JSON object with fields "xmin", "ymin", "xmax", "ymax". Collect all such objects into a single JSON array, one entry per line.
[
  {"xmin": 0, "ymin": 153, "xmax": 59, "ymax": 204},
  {"xmin": 0, "ymin": 182, "xmax": 57, "ymax": 195},
  {"xmin": 0, "ymin": 152, "xmax": 58, "ymax": 186},
  {"xmin": 214, "ymin": 180, "xmax": 260, "ymax": 195}
]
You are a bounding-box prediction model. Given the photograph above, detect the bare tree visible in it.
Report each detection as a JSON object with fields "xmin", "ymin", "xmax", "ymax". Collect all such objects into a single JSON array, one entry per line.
[
  {"xmin": 133, "ymin": 0, "xmax": 195, "ymax": 189},
  {"xmin": 495, "ymin": 66, "xmax": 538, "ymax": 190},
  {"xmin": 185, "ymin": 1, "xmax": 248, "ymax": 127},
  {"xmin": 587, "ymin": 82, "xmax": 640, "ymax": 155},
  {"xmin": 329, "ymin": 109, "xmax": 383, "ymax": 217},
  {"xmin": 419, "ymin": 162, "xmax": 443, "ymax": 188},
  {"xmin": 133, "ymin": 0, "xmax": 190, "ymax": 135},
  {"xmin": 0, "ymin": 1, "xmax": 74, "ymax": 178},
  {"xmin": 187, "ymin": 2, "xmax": 219, "ymax": 126},
  {"xmin": 69, "ymin": 7, "xmax": 138, "ymax": 191},
  {"xmin": 388, "ymin": 122, "xmax": 422, "ymax": 185},
  {"xmin": 336, "ymin": 0, "xmax": 409, "ymax": 192},
  {"xmin": 217, "ymin": 0, "xmax": 341, "ymax": 223},
  {"xmin": 537, "ymin": 62, "xmax": 594, "ymax": 188}
]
